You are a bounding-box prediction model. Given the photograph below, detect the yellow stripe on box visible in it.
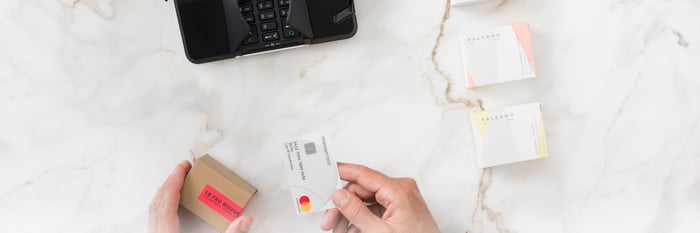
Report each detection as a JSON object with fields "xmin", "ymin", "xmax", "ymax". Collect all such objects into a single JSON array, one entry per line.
[
  {"xmin": 536, "ymin": 115, "xmax": 548, "ymax": 158},
  {"xmin": 470, "ymin": 110, "xmax": 491, "ymax": 136}
]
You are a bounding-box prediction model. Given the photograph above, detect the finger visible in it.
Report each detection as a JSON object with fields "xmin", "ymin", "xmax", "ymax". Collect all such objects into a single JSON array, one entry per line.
[
  {"xmin": 396, "ymin": 177, "xmax": 425, "ymax": 204},
  {"xmin": 332, "ymin": 216, "xmax": 350, "ymax": 233},
  {"xmin": 332, "ymin": 189, "xmax": 385, "ymax": 232},
  {"xmin": 225, "ymin": 216, "xmax": 253, "ymax": 233},
  {"xmin": 344, "ymin": 183, "xmax": 376, "ymax": 203},
  {"xmin": 156, "ymin": 161, "xmax": 192, "ymax": 233},
  {"xmin": 338, "ymin": 163, "xmax": 402, "ymax": 207},
  {"xmin": 326, "ymin": 204, "xmax": 384, "ymax": 233},
  {"xmin": 337, "ymin": 163, "xmax": 399, "ymax": 194},
  {"xmin": 396, "ymin": 177, "xmax": 419, "ymax": 190},
  {"xmin": 320, "ymin": 209, "xmax": 342, "ymax": 231},
  {"xmin": 367, "ymin": 204, "xmax": 385, "ymax": 217},
  {"xmin": 347, "ymin": 225, "xmax": 361, "ymax": 233},
  {"xmin": 148, "ymin": 186, "xmax": 163, "ymax": 233},
  {"xmin": 149, "ymin": 160, "xmax": 187, "ymax": 233},
  {"xmin": 324, "ymin": 182, "xmax": 380, "ymax": 232}
]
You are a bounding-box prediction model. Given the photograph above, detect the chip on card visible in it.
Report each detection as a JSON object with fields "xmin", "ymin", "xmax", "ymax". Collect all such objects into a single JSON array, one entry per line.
[{"xmin": 283, "ymin": 135, "xmax": 342, "ymax": 214}]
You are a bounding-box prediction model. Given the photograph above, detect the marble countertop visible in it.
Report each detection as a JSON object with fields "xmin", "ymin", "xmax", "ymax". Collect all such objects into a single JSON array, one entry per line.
[{"xmin": 1, "ymin": 0, "xmax": 699, "ymax": 232}]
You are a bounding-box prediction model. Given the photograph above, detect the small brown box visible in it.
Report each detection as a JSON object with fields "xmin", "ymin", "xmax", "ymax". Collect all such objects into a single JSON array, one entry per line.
[{"xmin": 180, "ymin": 155, "xmax": 257, "ymax": 232}]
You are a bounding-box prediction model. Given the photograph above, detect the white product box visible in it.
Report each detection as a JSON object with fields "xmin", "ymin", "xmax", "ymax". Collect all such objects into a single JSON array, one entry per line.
[
  {"xmin": 458, "ymin": 23, "xmax": 537, "ymax": 88},
  {"xmin": 469, "ymin": 102, "xmax": 548, "ymax": 168}
]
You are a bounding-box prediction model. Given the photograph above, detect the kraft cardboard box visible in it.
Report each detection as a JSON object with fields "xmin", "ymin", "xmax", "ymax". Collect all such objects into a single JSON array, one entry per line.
[{"xmin": 180, "ymin": 155, "xmax": 257, "ymax": 232}]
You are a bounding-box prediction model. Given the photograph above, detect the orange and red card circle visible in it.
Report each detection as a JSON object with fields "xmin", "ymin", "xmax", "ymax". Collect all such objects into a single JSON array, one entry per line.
[{"xmin": 298, "ymin": 195, "xmax": 311, "ymax": 212}]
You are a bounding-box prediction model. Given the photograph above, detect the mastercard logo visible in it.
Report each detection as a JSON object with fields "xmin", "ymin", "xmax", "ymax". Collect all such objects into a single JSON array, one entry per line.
[{"xmin": 298, "ymin": 195, "xmax": 312, "ymax": 212}]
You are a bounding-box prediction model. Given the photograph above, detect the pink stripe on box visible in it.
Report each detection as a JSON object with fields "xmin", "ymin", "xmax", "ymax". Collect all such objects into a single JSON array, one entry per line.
[
  {"xmin": 467, "ymin": 72, "xmax": 476, "ymax": 88},
  {"xmin": 511, "ymin": 23, "xmax": 537, "ymax": 75}
]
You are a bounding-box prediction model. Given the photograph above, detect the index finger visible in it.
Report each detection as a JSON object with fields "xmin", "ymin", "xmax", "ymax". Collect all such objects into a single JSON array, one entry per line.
[
  {"xmin": 156, "ymin": 161, "xmax": 192, "ymax": 232},
  {"xmin": 337, "ymin": 163, "xmax": 399, "ymax": 194}
]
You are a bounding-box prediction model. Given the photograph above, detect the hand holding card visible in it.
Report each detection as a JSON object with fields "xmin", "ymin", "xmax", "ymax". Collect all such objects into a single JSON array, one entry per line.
[
  {"xmin": 281, "ymin": 137, "xmax": 440, "ymax": 233},
  {"xmin": 320, "ymin": 163, "xmax": 441, "ymax": 233},
  {"xmin": 282, "ymin": 135, "xmax": 343, "ymax": 214}
]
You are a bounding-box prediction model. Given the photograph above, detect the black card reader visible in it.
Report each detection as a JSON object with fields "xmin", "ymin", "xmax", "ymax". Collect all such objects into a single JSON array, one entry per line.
[{"xmin": 173, "ymin": 0, "xmax": 357, "ymax": 63}]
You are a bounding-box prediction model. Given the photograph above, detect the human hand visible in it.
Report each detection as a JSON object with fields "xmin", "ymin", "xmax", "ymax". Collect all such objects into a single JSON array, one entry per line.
[
  {"xmin": 320, "ymin": 163, "xmax": 440, "ymax": 233},
  {"xmin": 148, "ymin": 160, "xmax": 254, "ymax": 233}
]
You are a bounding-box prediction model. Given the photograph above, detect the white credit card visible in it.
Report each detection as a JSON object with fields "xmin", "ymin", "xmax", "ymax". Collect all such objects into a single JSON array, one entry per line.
[
  {"xmin": 469, "ymin": 102, "xmax": 548, "ymax": 168},
  {"xmin": 283, "ymin": 135, "xmax": 342, "ymax": 214}
]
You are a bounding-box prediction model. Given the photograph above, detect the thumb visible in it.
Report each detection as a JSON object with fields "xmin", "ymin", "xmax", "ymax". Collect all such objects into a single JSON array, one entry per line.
[
  {"xmin": 332, "ymin": 189, "xmax": 384, "ymax": 231},
  {"xmin": 225, "ymin": 215, "xmax": 253, "ymax": 233}
]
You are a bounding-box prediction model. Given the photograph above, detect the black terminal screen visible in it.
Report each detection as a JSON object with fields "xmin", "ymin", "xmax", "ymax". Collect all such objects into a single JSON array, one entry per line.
[{"xmin": 176, "ymin": 0, "xmax": 231, "ymax": 60}]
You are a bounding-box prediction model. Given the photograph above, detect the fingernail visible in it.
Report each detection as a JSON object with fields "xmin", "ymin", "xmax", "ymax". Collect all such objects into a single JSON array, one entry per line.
[
  {"xmin": 239, "ymin": 218, "xmax": 252, "ymax": 232},
  {"xmin": 332, "ymin": 190, "xmax": 348, "ymax": 206}
]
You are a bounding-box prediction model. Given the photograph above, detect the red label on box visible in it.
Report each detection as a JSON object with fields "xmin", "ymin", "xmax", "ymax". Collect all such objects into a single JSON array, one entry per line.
[{"xmin": 197, "ymin": 184, "xmax": 243, "ymax": 221}]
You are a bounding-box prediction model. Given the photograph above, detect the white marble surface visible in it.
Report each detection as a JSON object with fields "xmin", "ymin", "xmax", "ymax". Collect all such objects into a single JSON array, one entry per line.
[{"xmin": 1, "ymin": 0, "xmax": 699, "ymax": 232}]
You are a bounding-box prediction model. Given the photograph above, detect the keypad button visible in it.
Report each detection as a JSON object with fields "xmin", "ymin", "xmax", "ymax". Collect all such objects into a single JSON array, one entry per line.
[
  {"xmin": 284, "ymin": 27, "xmax": 299, "ymax": 38},
  {"xmin": 243, "ymin": 25, "xmax": 258, "ymax": 45},
  {"xmin": 281, "ymin": 20, "xmax": 300, "ymax": 38},
  {"xmin": 260, "ymin": 21, "xmax": 278, "ymax": 31},
  {"xmin": 243, "ymin": 14, "xmax": 255, "ymax": 23},
  {"xmin": 278, "ymin": 0, "xmax": 290, "ymax": 6},
  {"xmin": 259, "ymin": 11, "xmax": 275, "ymax": 20},
  {"xmin": 262, "ymin": 31, "xmax": 280, "ymax": 41},
  {"xmin": 257, "ymin": 1, "xmax": 274, "ymax": 10},
  {"xmin": 240, "ymin": 4, "xmax": 253, "ymax": 13},
  {"xmin": 238, "ymin": 0, "xmax": 302, "ymax": 49},
  {"xmin": 280, "ymin": 8, "xmax": 288, "ymax": 18}
]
